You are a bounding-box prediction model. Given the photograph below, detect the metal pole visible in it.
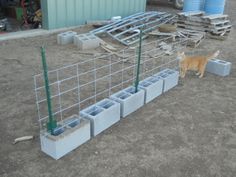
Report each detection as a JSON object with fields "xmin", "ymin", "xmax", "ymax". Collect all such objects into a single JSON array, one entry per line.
[
  {"xmin": 41, "ymin": 46, "xmax": 57, "ymax": 135},
  {"xmin": 134, "ymin": 29, "xmax": 143, "ymax": 93}
]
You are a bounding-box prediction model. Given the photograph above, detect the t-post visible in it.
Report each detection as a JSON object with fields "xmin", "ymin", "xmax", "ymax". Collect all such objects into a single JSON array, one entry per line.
[
  {"xmin": 134, "ymin": 29, "xmax": 143, "ymax": 93},
  {"xmin": 41, "ymin": 46, "xmax": 57, "ymax": 135}
]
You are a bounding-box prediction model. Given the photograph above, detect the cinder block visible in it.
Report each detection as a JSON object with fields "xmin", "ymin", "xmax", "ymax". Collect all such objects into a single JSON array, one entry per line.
[
  {"xmin": 139, "ymin": 76, "xmax": 164, "ymax": 104},
  {"xmin": 57, "ymin": 31, "xmax": 77, "ymax": 45},
  {"xmin": 73, "ymin": 34, "xmax": 84, "ymax": 46},
  {"xmin": 74, "ymin": 33, "xmax": 100, "ymax": 50},
  {"xmin": 80, "ymin": 98, "xmax": 120, "ymax": 137},
  {"xmin": 110, "ymin": 86, "xmax": 145, "ymax": 118},
  {"xmin": 40, "ymin": 115, "xmax": 91, "ymax": 160},
  {"xmin": 206, "ymin": 59, "xmax": 232, "ymax": 77},
  {"xmin": 155, "ymin": 69, "xmax": 179, "ymax": 92}
]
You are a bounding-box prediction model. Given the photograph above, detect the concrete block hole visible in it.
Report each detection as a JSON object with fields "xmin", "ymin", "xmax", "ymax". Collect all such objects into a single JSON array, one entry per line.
[
  {"xmin": 116, "ymin": 92, "xmax": 131, "ymax": 100},
  {"xmin": 139, "ymin": 81, "xmax": 152, "ymax": 88},
  {"xmin": 85, "ymin": 106, "xmax": 103, "ymax": 116},
  {"xmin": 97, "ymin": 100, "xmax": 115, "ymax": 109}
]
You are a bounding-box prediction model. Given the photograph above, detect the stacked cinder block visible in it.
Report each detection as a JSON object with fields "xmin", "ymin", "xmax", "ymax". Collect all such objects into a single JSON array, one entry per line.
[
  {"xmin": 57, "ymin": 31, "xmax": 77, "ymax": 45},
  {"xmin": 40, "ymin": 115, "xmax": 91, "ymax": 160},
  {"xmin": 206, "ymin": 59, "xmax": 231, "ymax": 77},
  {"xmin": 139, "ymin": 76, "xmax": 164, "ymax": 104},
  {"xmin": 80, "ymin": 98, "xmax": 120, "ymax": 137},
  {"xmin": 155, "ymin": 69, "xmax": 179, "ymax": 92},
  {"xmin": 73, "ymin": 33, "xmax": 100, "ymax": 50},
  {"xmin": 110, "ymin": 86, "xmax": 145, "ymax": 118}
]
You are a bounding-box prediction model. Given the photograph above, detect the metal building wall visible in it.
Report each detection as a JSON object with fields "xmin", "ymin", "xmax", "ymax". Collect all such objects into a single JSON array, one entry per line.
[{"xmin": 41, "ymin": 0, "xmax": 147, "ymax": 29}]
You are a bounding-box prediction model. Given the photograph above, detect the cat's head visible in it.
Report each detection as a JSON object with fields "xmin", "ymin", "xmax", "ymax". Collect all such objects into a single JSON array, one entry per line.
[{"xmin": 177, "ymin": 51, "xmax": 185, "ymax": 60}]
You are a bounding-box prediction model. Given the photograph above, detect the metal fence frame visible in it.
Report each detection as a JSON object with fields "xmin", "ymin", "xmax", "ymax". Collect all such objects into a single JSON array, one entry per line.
[{"xmin": 34, "ymin": 37, "xmax": 187, "ymax": 131}]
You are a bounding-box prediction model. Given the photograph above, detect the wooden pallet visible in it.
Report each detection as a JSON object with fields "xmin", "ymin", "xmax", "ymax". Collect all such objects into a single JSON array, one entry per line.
[
  {"xmin": 176, "ymin": 19, "xmax": 230, "ymax": 28},
  {"xmin": 176, "ymin": 12, "xmax": 232, "ymax": 41},
  {"xmin": 176, "ymin": 23, "xmax": 232, "ymax": 34},
  {"xmin": 202, "ymin": 14, "xmax": 229, "ymax": 21},
  {"xmin": 211, "ymin": 25, "xmax": 232, "ymax": 35},
  {"xmin": 177, "ymin": 24, "xmax": 210, "ymax": 32},
  {"xmin": 208, "ymin": 28, "xmax": 230, "ymax": 39},
  {"xmin": 178, "ymin": 29, "xmax": 205, "ymax": 48},
  {"xmin": 177, "ymin": 13, "xmax": 229, "ymax": 24}
]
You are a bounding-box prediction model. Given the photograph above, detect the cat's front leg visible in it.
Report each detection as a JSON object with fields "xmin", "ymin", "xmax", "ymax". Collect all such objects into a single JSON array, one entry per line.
[
  {"xmin": 196, "ymin": 72, "xmax": 201, "ymax": 76},
  {"xmin": 181, "ymin": 70, "xmax": 186, "ymax": 78},
  {"xmin": 199, "ymin": 65, "xmax": 206, "ymax": 78},
  {"xmin": 199, "ymin": 71, "xmax": 205, "ymax": 78},
  {"xmin": 180, "ymin": 70, "xmax": 185, "ymax": 78}
]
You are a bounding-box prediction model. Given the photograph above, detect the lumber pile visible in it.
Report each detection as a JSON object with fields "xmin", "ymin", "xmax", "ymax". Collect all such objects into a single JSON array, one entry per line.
[
  {"xmin": 149, "ymin": 29, "xmax": 205, "ymax": 48},
  {"xmin": 178, "ymin": 29, "xmax": 206, "ymax": 48},
  {"xmin": 175, "ymin": 11, "xmax": 232, "ymax": 40}
]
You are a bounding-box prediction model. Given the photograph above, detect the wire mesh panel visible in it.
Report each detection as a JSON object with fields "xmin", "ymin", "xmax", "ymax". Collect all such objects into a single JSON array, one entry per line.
[{"xmin": 34, "ymin": 37, "xmax": 187, "ymax": 131}]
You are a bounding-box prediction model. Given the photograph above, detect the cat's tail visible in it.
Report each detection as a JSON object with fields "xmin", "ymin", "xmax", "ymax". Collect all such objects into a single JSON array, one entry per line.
[{"xmin": 207, "ymin": 50, "xmax": 220, "ymax": 60}]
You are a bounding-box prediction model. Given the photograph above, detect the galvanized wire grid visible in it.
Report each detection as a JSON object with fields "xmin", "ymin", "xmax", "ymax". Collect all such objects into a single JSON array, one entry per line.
[{"xmin": 34, "ymin": 37, "xmax": 187, "ymax": 130}]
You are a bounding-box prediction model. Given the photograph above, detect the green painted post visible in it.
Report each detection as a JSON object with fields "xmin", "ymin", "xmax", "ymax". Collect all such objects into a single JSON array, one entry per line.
[
  {"xmin": 41, "ymin": 47, "xmax": 57, "ymax": 135},
  {"xmin": 134, "ymin": 29, "xmax": 143, "ymax": 93}
]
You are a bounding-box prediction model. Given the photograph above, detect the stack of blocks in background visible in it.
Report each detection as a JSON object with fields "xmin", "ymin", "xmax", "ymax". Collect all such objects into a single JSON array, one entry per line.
[
  {"xmin": 57, "ymin": 31, "xmax": 101, "ymax": 50},
  {"xmin": 57, "ymin": 31, "xmax": 77, "ymax": 45},
  {"xmin": 74, "ymin": 33, "xmax": 100, "ymax": 50},
  {"xmin": 206, "ymin": 59, "xmax": 232, "ymax": 76}
]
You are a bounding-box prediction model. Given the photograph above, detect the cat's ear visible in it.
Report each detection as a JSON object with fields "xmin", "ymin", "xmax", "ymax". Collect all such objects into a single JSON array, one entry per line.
[
  {"xmin": 180, "ymin": 51, "xmax": 185, "ymax": 56},
  {"xmin": 214, "ymin": 50, "xmax": 220, "ymax": 57},
  {"xmin": 177, "ymin": 51, "xmax": 185, "ymax": 56}
]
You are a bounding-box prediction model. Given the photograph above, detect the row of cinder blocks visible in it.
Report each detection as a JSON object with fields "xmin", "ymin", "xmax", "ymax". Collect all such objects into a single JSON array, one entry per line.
[
  {"xmin": 206, "ymin": 59, "xmax": 231, "ymax": 77},
  {"xmin": 80, "ymin": 68, "xmax": 180, "ymax": 137},
  {"xmin": 40, "ymin": 68, "xmax": 180, "ymax": 160},
  {"xmin": 57, "ymin": 31, "xmax": 100, "ymax": 50}
]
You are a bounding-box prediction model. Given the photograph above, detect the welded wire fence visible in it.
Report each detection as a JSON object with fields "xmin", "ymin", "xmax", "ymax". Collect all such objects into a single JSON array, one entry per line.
[{"xmin": 34, "ymin": 37, "xmax": 187, "ymax": 130}]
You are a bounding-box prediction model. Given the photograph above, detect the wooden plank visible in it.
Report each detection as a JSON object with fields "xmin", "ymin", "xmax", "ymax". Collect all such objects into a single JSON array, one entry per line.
[
  {"xmin": 178, "ymin": 11, "xmax": 204, "ymax": 17},
  {"xmin": 212, "ymin": 29, "xmax": 231, "ymax": 35},
  {"xmin": 177, "ymin": 23, "xmax": 232, "ymax": 34},
  {"xmin": 177, "ymin": 24, "xmax": 209, "ymax": 32},
  {"xmin": 176, "ymin": 20, "xmax": 230, "ymax": 29},
  {"xmin": 214, "ymin": 25, "xmax": 232, "ymax": 31},
  {"xmin": 202, "ymin": 14, "xmax": 228, "ymax": 20},
  {"xmin": 176, "ymin": 20, "xmax": 213, "ymax": 28},
  {"xmin": 210, "ymin": 20, "xmax": 230, "ymax": 25},
  {"xmin": 100, "ymin": 40, "xmax": 117, "ymax": 51}
]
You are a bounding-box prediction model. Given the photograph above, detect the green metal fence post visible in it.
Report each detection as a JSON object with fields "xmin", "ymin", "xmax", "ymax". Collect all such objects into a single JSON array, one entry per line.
[
  {"xmin": 41, "ymin": 46, "xmax": 57, "ymax": 135},
  {"xmin": 134, "ymin": 29, "xmax": 143, "ymax": 93}
]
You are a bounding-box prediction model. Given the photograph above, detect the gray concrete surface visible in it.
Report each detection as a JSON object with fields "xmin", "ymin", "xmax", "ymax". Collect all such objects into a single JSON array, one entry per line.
[{"xmin": 0, "ymin": 1, "xmax": 236, "ymax": 177}]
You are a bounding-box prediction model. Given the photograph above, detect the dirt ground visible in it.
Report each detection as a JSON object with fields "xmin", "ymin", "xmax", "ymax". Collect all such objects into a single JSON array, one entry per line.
[{"xmin": 0, "ymin": 1, "xmax": 236, "ymax": 177}]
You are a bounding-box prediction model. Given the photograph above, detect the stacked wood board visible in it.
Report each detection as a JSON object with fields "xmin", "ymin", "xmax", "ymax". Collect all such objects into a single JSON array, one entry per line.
[{"xmin": 175, "ymin": 11, "xmax": 232, "ymax": 40}]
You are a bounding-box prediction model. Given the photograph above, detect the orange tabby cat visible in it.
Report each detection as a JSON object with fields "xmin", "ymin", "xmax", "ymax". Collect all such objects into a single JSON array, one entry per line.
[{"xmin": 178, "ymin": 50, "xmax": 220, "ymax": 78}]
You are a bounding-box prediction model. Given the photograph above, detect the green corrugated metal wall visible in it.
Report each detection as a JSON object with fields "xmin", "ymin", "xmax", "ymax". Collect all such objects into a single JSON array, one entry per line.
[{"xmin": 41, "ymin": 0, "xmax": 147, "ymax": 29}]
